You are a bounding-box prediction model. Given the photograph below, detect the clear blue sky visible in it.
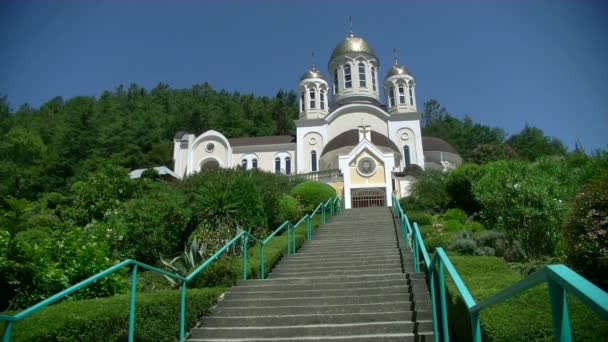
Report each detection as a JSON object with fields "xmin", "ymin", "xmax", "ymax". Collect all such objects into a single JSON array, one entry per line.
[{"xmin": 1, "ymin": 1, "xmax": 606, "ymax": 152}]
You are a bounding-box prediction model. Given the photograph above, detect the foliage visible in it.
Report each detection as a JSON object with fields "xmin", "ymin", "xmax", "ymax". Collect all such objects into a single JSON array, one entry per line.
[
  {"xmin": 470, "ymin": 143, "xmax": 518, "ymax": 164},
  {"xmin": 289, "ymin": 181, "xmax": 336, "ymax": 213},
  {"xmin": 441, "ymin": 208, "xmax": 468, "ymax": 224},
  {"xmin": 276, "ymin": 194, "xmax": 303, "ymax": 224},
  {"xmin": 405, "ymin": 210, "xmax": 433, "ymax": 226},
  {"xmin": 506, "ymin": 124, "xmax": 567, "ymax": 161},
  {"xmin": 160, "ymin": 237, "xmax": 207, "ymax": 288},
  {"xmin": 442, "ymin": 220, "xmax": 466, "ymax": 232},
  {"xmin": 445, "ymin": 163, "xmax": 483, "ymax": 214},
  {"xmin": 419, "ymin": 225, "xmax": 450, "ymax": 253},
  {"xmin": 444, "ymin": 255, "xmax": 606, "ymax": 341},
  {"xmin": 399, "ymin": 196, "xmax": 426, "ymax": 212},
  {"xmin": 564, "ymin": 171, "xmax": 608, "ymax": 289},
  {"xmin": 472, "ymin": 160, "xmax": 576, "ymax": 257},
  {"xmin": 409, "ymin": 169, "xmax": 449, "ymax": 212},
  {"xmin": 1, "ymin": 287, "xmax": 226, "ymax": 342},
  {"xmin": 100, "ymin": 183, "xmax": 192, "ymax": 265}
]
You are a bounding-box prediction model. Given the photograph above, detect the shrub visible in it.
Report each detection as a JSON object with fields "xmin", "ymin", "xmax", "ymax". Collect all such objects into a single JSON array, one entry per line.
[
  {"xmin": 1, "ymin": 287, "xmax": 226, "ymax": 342},
  {"xmin": 405, "ymin": 211, "xmax": 433, "ymax": 225},
  {"xmin": 276, "ymin": 194, "xmax": 303, "ymax": 224},
  {"xmin": 445, "ymin": 163, "xmax": 483, "ymax": 214},
  {"xmin": 290, "ymin": 181, "xmax": 336, "ymax": 213},
  {"xmin": 473, "ymin": 160, "xmax": 576, "ymax": 257},
  {"xmin": 419, "ymin": 225, "xmax": 450, "ymax": 253},
  {"xmin": 409, "ymin": 169, "xmax": 449, "ymax": 212},
  {"xmin": 564, "ymin": 172, "xmax": 608, "ymax": 289},
  {"xmin": 448, "ymin": 238, "xmax": 477, "ymax": 255},
  {"xmin": 399, "ymin": 196, "xmax": 426, "ymax": 211},
  {"xmin": 444, "ymin": 255, "xmax": 607, "ymax": 341},
  {"xmin": 474, "ymin": 230, "xmax": 525, "ymax": 262},
  {"xmin": 442, "ymin": 220, "xmax": 465, "ymax": 232},
  {"xmin": 464, "ymin": 221, "xmax": 485, "ymax": 233},
  {"xmin": 442, "ymin": 208, "xmax": 468, "ymax": 224}
]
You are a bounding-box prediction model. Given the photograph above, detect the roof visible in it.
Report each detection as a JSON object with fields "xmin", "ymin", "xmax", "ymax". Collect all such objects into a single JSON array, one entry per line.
[
  {"xmin": 321, "ymin": 129, "xmax": 401, "ymax": 156},
  {"xmin": 330, "ymin": 33, "xmax": 378, "ymax": 62},
  {"xmin": 300, "ymin": 66, "xmax": 325, "ymax": 81},
  {"xmin": 385, "ymin": 60, "xmax": 412, "ymax": 79},
  {"xmin": 228, "ymin": 135, "xmax": 296, "ymax": 147},
  {"xmin": 129, "ymin": 166, "xmax": 178, "ymax": 179},
  {"xmin": 422, "ymin": 137, "xmax": 459, "ymax": 154}
]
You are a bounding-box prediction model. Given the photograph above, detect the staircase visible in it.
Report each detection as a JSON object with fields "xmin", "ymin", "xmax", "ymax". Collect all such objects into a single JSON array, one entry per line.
[{"xmin": 188, "ymin": 207, "xmax": 434, "ymax": 341}]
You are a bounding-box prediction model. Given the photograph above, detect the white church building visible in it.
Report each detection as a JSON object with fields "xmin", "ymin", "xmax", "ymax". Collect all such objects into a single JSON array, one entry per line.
[{"xmin": 173, "ymin": 30, "xmax": 462, "ymax": 209}]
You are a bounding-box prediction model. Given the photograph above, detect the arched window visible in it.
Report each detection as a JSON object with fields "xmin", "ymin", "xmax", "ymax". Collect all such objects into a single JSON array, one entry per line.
[
  {"xmin": 311, "ymin": 151, "xmax": 318, "ymax": 172},
  {"xmin": 285, "ymin": 157, "xmax": 291, "ymax": 175},
  {"xmin": 300, "ymin": 92, "xmax": 305, "ymax": 112},
  {"xmin": 371, "ymin": 67, "xmax": 377, "ymax": 91},
  {"xmin": 240, "ymin": 159, "xmax": 248, "ymax": 169},
  {"xmin": 344, "ymin": 64, "xmax": 352, "ymax": 88},
  {"xmin": 320, "ymin": 90, "xmax": 325, "ymax": 110},
  {"xmin": 403, "ymin": 145, "xmax": 411, "ymax": 168},
  {"xmin": 275, "ymin": 157, "xmax": 281, "ymax": 173},
  {"xmin": 309, "ymin": 89, "xmax": 316, "ymax": 109},
  {"xmin": 409, "ymin": 86, "xmax": 414, "ymax": 105},
  {"xmin": 398, "ymin": 85, "xmax": 406, "ymax": 104},
  {"xmin": 388, "ymin": 86, "xmax": 395, "ymax": 107},
  {"xmin": 252, "ymin": 158, "xmax": 258, "ymax": 170},
  {"xmin": 358, "ymin": 63, "xmax": 366, "ymax": 87},
  {"xmin": 333, "ymin": 69, "xmax": 338, "ymax": 94}
]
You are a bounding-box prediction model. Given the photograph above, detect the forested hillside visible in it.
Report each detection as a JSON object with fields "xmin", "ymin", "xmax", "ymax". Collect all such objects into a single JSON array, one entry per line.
[{"xmin": 0, "ymin": 83, "xmax": 298, "ymax": 200}]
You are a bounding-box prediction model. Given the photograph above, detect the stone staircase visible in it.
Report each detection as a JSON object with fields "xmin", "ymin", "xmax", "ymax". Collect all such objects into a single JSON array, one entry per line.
[{"xmin": 188, "ymin": 207, "xmax": 434, "ymax": 341}]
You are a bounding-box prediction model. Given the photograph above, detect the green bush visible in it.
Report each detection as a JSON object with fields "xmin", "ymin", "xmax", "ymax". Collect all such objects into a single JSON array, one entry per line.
[
  {"xmin": 419, "ymin": 225, "xmax": 450, "ymax": 253},
  {"xmin": 442, "ymin": 208, "xmax": 468, "ymax": 224},
  {"xmin": 464, "ymin": 221, "xmax": 485, "ymax": 233},
  {"xmin": 473, "ymin": 160, "xmax": 576, "ymax": 257},
  {"xmin": 1, "ymin": 287, "xmax": 225, "ymax": 342},
  {"xmin": 444, "ymin": 255, "xmax": 607, "ymax": 341},
  {"xmin": 442, "ymin": 220, "xmax": 465, "ymax": 232},
  {"xmin": 409, "ymin": 169, "xmax": 449, "ymax": 212},
  {"xmin": 445, "ymin": 163, "xmax": 483, "ymax": 214},
  {"xmin": 276, "ymin": 194, "xmax": 303, "ymax": 224},
  {"xmin": 290, "ymin": 181, "xmax": 336, "ymax": 213},
  {"xmin": 399, "ymin": 196, "xmax": 426, "ymax": 211},
  {"xmin": 564, "ymin": 171, "xmax": 608, "ymax": 289},
  {"xmin": 474, "ymin": 230, "xmax": 525, "ymax": 262},
  {"xmin": 405, "ymin": 211, "xmax": 433, "ymax": 225}
]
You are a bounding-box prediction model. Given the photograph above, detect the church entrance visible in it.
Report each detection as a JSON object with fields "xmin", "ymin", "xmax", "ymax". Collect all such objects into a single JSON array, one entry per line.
[{"xmin": 351, "ymin": 188, "xmax": 386, "ymax": 208}]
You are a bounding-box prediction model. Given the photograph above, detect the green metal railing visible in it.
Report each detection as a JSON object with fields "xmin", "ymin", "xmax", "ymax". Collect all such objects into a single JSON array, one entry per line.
[
  {"xmin": 1, "ymin": 196, "xmax": 342, "ymax": 342},
  {"xmin": 392, "ymin": 194, "xmax": 608, "ymax": 342}
]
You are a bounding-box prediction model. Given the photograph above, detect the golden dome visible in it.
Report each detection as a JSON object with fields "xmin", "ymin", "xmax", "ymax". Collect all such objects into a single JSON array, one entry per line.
[
  {"xmin": 300, "ymin": 66, "xmax": 325, "ymax": 81},
  {"xmin": 330, "ymin": 33, "xmax": 378, "ymax": 62},
  {"xmin": 385, "ymin": 59, "xmax": 412, "ymax": 78}
]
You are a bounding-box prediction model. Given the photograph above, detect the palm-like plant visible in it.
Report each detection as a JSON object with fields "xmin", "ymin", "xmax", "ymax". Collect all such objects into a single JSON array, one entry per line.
[
  {"xmin": 160, "ymin": 237, "xmax": 207, "ymax": 288},
  {"xmin": 193, "ymin": 183, "xmax": 242, "ymax": 229}
]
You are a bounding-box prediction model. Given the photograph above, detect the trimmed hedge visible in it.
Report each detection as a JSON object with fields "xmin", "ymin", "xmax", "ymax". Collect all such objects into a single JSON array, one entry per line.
[
  {"xmin": 444, "ymin": 255, "xmax": 607, "ymax": 341},
  {"xmin": 290, "ymin": 181, "xmax": 336, "ymax": 213},
  {"xmin": 2, "ymin": 287, "xmax": 226, "ymax": 341}
]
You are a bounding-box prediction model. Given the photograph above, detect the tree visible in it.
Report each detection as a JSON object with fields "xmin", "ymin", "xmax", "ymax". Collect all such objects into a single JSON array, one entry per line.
[
  {"xmin": 421, "ymin": 98, "xmax": 448, "ymax": 127},
  {"xmin": 506, "ymin": 124, "xmax": 567, "ymax": 161}
]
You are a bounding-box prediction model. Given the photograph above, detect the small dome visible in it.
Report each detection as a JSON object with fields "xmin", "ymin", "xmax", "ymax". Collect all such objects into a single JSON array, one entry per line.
[
  {"xmin": 385, "ymin": 59, "xmax": 411, "ymax": 79},
  {"xmin": 300, "ymin": 66, "xmax": 325, "ymax": 81},
  {"xmin": 330, "ymin": 32, "xmax": 378, "ymax": 62}
]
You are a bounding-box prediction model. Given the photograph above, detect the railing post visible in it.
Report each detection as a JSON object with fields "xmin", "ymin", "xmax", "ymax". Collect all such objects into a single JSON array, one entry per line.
[
  {"xmin": 292, "ymin": 223, "xmax": 297, "ymax": 254},
  {"xmin": 128, "ymin": 264, "xmax": 138, "ymax": 342},
  {"xmin": 179, "ymin": 281, "xmax": 187, "ymax": 342},
  {"xmin": 260, "ymin": 244, "xmax": 265, "ymax": 280},
  {"xmin": 470, "ymin": 311, "xmax": 482, "ymax": 342},
  {"xmin": 242, "ymin": 235, "xmax": 248, "ymax": 280},
  {"xmin": 548, "ymin": 278, "xmax": 572, "ymax": 341},
  {"xmin": 438, "ymin": 261, "xmax": 450, "ymax": 342},
  {"xmin": 3, "ymin": 321, "xmax": 13, "ymax": 342},
  {"xmin": 287, "ymin": 223, "xmax": 292, "ymax": 255},
  {"xmin": 429, "ymin": 263, "xmax": 440, "ymax": 342},
  {"xmin": 307, "ymin": 215, "xmax": 312, "ymax": 241}
]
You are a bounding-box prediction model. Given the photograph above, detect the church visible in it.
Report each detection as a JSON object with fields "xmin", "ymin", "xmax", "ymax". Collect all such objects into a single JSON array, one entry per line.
[{"xmin": 172, "ymin": 30, "xmax": 462, "ymax": 209}]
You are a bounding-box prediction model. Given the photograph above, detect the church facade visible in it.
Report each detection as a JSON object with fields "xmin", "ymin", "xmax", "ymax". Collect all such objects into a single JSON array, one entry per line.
[{"xmin": 173, "ymin": 30, "xmax": 462, "ymax": 209}]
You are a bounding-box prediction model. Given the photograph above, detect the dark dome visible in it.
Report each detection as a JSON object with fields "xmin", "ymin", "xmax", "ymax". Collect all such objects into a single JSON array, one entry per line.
[
  {"xmin": 422, "ymin": 137, "xmax": 458, "ymax": 154},
  {"xmin": 321, "ymin": 129, "xmax": 401, "ymax": 156}
]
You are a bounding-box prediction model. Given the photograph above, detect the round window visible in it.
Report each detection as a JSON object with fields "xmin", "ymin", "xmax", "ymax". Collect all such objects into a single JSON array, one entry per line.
[
  {"xmin": 401, "ymin": 132, "xmax": 409, "ymax": 141},
  {"xmin": 309, "ymin": 137, "xmax": 317, "ymax": 145},
  {"xmin": 205, "ymin": 143, "xmax": 215, "ymax": 152},
  {"xmin": 357, "ymin": 157, "xmax": 377, "ymax": 177}
]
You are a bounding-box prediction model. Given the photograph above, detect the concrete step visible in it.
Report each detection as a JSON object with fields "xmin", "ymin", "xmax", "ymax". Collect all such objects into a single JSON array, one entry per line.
[
  {"xmin": 266, "ymin": 273, "xmax": 405, "ymax": 281},
  {"xmin": 270, "ymin": 267, "xmax": 403, "ymax": 278},
  {"xmin": 285, "ymin": 251, "xmax": 400, "ymax": 260},
  {"xmin": 189, "ymin": 333, "xmax": 416, "ymax": 341},
  {"xmin": 219, "ymin": 293, "xmax": 409, "ymax": 308},
  {"xmin": 233, "ymin": 278, "xmax": 409, "ymax": 291},
  {"xmin": 225, "ymin": 285, "xmax": 409, "ymax": 299},
  {"xmin": 189, "ymin": 322, "xmax": 416, "ymax": 340},
  {"xmin": 201, "ymin": 311, "xmax": 416, "ymax": 327},
  {"xmin": 210, "ymin": 302, "xmax": 420, "ymax": 316},
  {"xmin": 272, "ymin": 261, "xmax": 402, "ymax": 272}
]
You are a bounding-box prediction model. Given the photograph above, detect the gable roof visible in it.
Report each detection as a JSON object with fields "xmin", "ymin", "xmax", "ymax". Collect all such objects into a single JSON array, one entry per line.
[{"xmin": 321, "ymin": 129, "xmax": 401, "ymax": 156}]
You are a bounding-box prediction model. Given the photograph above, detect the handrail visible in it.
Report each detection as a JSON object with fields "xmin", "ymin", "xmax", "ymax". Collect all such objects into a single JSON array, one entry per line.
[
  {"xmin": 393, "ymin": 194, "xmax": 608, "ymax": 342},
  {"xmin": 1, "ymin": 196, "xmax": 342, "ymax": 342}
]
